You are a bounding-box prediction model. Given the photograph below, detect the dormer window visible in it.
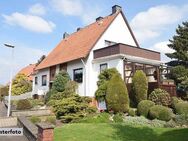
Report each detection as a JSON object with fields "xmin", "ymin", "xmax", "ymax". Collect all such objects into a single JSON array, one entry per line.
[{"xmin": 105, "ymin": 40, "xmax": 116, "ymax": 46}]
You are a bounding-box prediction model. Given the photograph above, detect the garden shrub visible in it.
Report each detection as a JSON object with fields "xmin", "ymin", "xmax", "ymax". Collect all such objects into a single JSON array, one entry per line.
[
  {"xmin": 137, "ymin": 100, "xmax": 155, "ymax": 117},
  {"xmin": 175, "ymin": 102, "xmax": 188, "ymax": 115},
  {"xmin": 29, "ymin": 99, "xmax": 45, "ymax": 107},
  {"xmin": 113, "ymin": 113, "xmax": 123, "ymax": 122},
  {"xmin": 46, "ymin": 116, "xmax": 56, "ymax": 125},
  {"xmin": 128, "ymin": 108, "xmax": 137, "ymax": 117},
  {"xmin": 124, "ymin": 116, "xmax": 166, "ymax": 127},
  {"xmin": 132, "ymin": 70, "xmax": 148, "ymax": 104},
  {"xmin": 16, "ymin": 99, "xmax": 32, "ymax": 110},
  {"xmin": 30, "ymin": 116, "xmax": 41, "ymax": 124},
  {"xmin": 51, "ymin": 95, "xmax": 95, "ymax": 123},
  {"xmin": 106, "ymin": 74, "xmax": 129, "ymax": 113},
  {"xmin": 149, "ymin": 105, "xmax": 173, "ymax": 121},
  {"xmin": 95, "ymin": 68, "xmax": 120, "ymax": 100},
  {"xmin": 149, "ymin": 88, "xmax": 171, "ymax": 106}
]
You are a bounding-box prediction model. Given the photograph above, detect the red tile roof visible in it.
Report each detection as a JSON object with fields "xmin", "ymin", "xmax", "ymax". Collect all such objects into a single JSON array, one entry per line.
[
  {"xmin": 36, "ymin": 12, "xmax": 120, "ymax": 70},
  {"xmin": 18, "ymin": 64, "xmax": 36, "ymax": 81}
]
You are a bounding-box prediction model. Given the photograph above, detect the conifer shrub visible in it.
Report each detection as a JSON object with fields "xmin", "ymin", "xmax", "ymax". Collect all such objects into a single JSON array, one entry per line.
[
  {"xmin": 149, "ymin": 105, "xmax": 173, "ymax": 121},
  {"xmin": 137, "ymin": 100, "xmax": 155, "ymax": 117},
  {"xmin": 132, "ymin": 70, "xmax": 148, "ymax": 104},
  {"xmin": 149, "ymin": 88, "xmax": 171, "ymax": 106},
  {"xmin": 106, "ymin": 74, "xmax": 129, "ymax": 113},
  {"xmin": 16, "ymin": 99, "xmax": 32, "ymax": 110},
  {"xmin": 175, "ymin": 102, "xmax": 188, "ymax": 115},
  {"xmin": 95, "ymin": 68, "xmax": 120, "ymax": 100}
]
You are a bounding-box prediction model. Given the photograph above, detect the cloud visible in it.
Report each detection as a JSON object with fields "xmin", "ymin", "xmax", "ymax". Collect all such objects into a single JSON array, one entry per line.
[
  {"xmin": 51, "ymin": 0, "xmax": 83, "ymax": 16},
  {"xmin": 151, "ymin": 41, "xmax": 174, "ymax": 62},
  {"xmin": 50, "ymin": 0, "xmax": 102, "ymax": 24},
  {"xmin": 131, "ymin": 4, "xmax": 188, "ymax": 43},
  {"xmin": 153, "ymin": 41, "xmax": 174, "ymax": 54},
  {"xmin": 2, "ymin": 12, "xmax": 55, "ymax": 33},
  {"xmin": 0, "ymin": 45, "xmax": 47, "ymax": 84},
  {"xmin": 29, "ymin": 3, "xmax": 46, "ymax": 16}
]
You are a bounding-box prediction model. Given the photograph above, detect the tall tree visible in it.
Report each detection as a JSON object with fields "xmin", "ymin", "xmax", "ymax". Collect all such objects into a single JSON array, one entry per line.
[{"xmin": 166, "ymin": 21, "xmax": 188, "ymax": 67}]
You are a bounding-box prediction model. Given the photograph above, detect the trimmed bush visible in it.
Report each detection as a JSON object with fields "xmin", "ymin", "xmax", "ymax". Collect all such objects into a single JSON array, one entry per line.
[
  {"xmin": 106, "ymin": 74, "xmax": 129, "ymax": 113},
  {"xmin": 137, "ymin": 100, "xmax": 155, "ymax": 117},
  {"xmin": 128, "ymin": 108, "xmax": 137, "ymax": 117},
  {"xmin": 149, "ymin": 88, "xmax": 171, "ymax": 106},
  {"xmin": 132, "ymin": 70, "xmax": 148, "ymax": 104},
  {"xmin": 149, "ymin": 105, "xmax": 173, "ymax": 121},
  {"xmin": 175, "ymin": 102, "xmax": 188, "ymax": 115},
  {"xmin": 30, "ymin": 116, "xmax": 41, "ymax": 124},
  {"xmin": 16, "ymin": 99, "xmax": 32, "ymax": 110}
]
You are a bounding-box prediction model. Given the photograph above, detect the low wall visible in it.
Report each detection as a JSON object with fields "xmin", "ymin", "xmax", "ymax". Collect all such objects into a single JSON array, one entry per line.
[
  {"xmin": 4, "ymin": 92, "xmax": 32, "ymax": 101},
  {"xmin": 17, "ymin": 116, "xmax": 37, "ymax": 141},
  {"xmin": 0, "ymin": 117, "xmax": 17, "ymax": 127},
  {"xmin": 11, "ymin": 108, "xmax": 52, "ymax": 117}
]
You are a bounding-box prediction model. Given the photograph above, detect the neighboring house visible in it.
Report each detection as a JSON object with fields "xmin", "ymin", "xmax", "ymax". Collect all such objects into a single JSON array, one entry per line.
[
  {"xmin": 32, "ymin": 5, "xmax": 175, "ymax": 100},
  {"xmin": 18, "ymin": 64, "xmax": 36, "ymax": 81}
]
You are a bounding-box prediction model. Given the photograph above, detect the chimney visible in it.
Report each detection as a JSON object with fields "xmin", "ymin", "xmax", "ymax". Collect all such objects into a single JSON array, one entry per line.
[
  {"xmin": 63, "ymin": 32, "xmax": 69, "ymax": 39},
  {"xmin": 112, "ymin": 5, "xmax": 122, "ymax": 14},
  {"xmin": 96, "ymin": 16, "xmax": 103, "ymax": 22},
  {"xmin": 77, "ymin": 27, "xmax": 82, "ymax": 31}
]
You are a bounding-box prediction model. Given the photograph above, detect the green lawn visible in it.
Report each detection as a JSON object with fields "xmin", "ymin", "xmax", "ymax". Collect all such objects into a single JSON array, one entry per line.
[{"xmin": 54, "ymin": 123, "xmax": 188, "ymax": 141}]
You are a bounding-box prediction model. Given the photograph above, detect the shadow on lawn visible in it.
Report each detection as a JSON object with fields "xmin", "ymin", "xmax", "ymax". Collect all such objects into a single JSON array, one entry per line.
[{"xmin": 111, "ymin": 124, "xmax": 188, "ymax": 141}]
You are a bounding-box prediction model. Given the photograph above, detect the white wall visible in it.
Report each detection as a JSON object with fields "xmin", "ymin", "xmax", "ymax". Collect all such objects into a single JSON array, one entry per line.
[
  {"xmin": 32, "ymin": 68, "xmax": 49, "ymax": 95},
  {"xmin": 67, "ymin": 60, "xmax": 85, "ymax": 96},
  {"xmin": 86, "ymin": 12, "xmax": 137, "ymax": 97}
]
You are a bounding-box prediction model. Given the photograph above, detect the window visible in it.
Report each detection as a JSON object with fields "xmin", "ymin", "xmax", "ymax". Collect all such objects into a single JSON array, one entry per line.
[
  {"xmin": 42, "ymin": 75, "xmax": 47, "ymax": 86},
  {"xmin": 100, "ymin": 63, "xmax": 108, "ymax": 73},
  {"xmin": 73, "ymin": 68, "xmax": 83, "ymax": 83},
  {"xmin": 35, "ymin": 77, "xmax": 38, "ymax": 85}
]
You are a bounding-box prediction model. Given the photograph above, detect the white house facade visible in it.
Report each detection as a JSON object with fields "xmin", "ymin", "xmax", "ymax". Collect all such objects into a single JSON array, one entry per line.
[{"xmin": 32, "ymin": 5, "xmax": 162, "ymax": 99}]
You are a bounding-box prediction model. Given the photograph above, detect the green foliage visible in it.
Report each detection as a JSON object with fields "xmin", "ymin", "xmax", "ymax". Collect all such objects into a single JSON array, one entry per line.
[
  {"xmin": 11, "ymin": 73, "xmax": 32, "ymax": 95},
  {"xmin": 175, "ymin": 102, "xmax": 188, "ymax": 115},
  {"xmin": 106, "ymin": 74, "xmax": 129, "ymax": 113},
  {"xmin": 149, "ymin": 105, "xmax": 173, "ymax": 121},
  {"xmin": 128, "ymin": 108, "xmax": 137, "ymax": 117},
  {"xmin": 78, "ymin": 113, "xmax": 111, "ymax": 123},
  {"xmin": 166, "ymin": 21, "xmax": 188, "ymax": 67},
  {"xmin": 0, "ymin": 85, "xmax": 9, "ymax": 96},
  {"xmin": 124, "ymin": 116, "xmax": 166, "ymax": 128},
  {"xmin": 52, "ymin": 70, "xmax": 70, "ymax": 92},
  {"xmin": 30, "ymin": 116, "xmax": 41, "ymax": 124},
  {"xmin": 50, "ymin": 94, "xmax": 94, "ymax": 123},
  {"xmin": 132, "ymin": 70, "xmax": 148, "ymax": 104},
  {"xmin": 16, "ymin": 99, "xmax": 32, "ymax": 110},
  {"xmin": 113, "ymin": 113, "xmax": 123, "ymax": 122},
  {"xmin": 169, "ymin": 66, "xmax": 188, "ymax": 84},
  {"xmin": 149, "ymin": 88, "xmax": 171, "ymax": 106},
  {"xmin": 45, "ymin": 116, "xmax": 56, "ymax": 125},
  {"xmin": 29, "ymin": 99, "xmax": 45, "ymax": 107},
  {"xmin": 171, "ymin": 96, "xmax": 183, "ymax": 109},
  {"xmin": 95, "ymin": 68, "xmax": 120, "ymax": 100},
  {"xmin": 137, "ymin": 100, "xmax": 155, "ymax": 117}
]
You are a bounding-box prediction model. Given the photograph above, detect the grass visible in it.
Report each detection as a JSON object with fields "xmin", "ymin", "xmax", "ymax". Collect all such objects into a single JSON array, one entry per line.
[{"xmin": 55, "ymin": 123, "xmax": 188, "ymax": 141}]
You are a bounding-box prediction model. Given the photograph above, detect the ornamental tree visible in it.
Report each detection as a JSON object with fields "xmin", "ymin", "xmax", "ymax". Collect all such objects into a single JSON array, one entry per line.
[{"xmin": 11, "ymin": 73, "xmax": 32, "ymax": 95}]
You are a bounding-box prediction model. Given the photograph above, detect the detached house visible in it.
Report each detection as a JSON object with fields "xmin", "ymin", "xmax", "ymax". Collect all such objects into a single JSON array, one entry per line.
[{"xmin": 32, "ymin": 5, "xmax": 176, "ymax": 100}]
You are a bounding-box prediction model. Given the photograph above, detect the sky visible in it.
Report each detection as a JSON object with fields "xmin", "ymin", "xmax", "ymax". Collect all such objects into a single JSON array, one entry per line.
[{"xmin": 0, "ymin": 0, "xmax": 188, "ymax": 85}]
